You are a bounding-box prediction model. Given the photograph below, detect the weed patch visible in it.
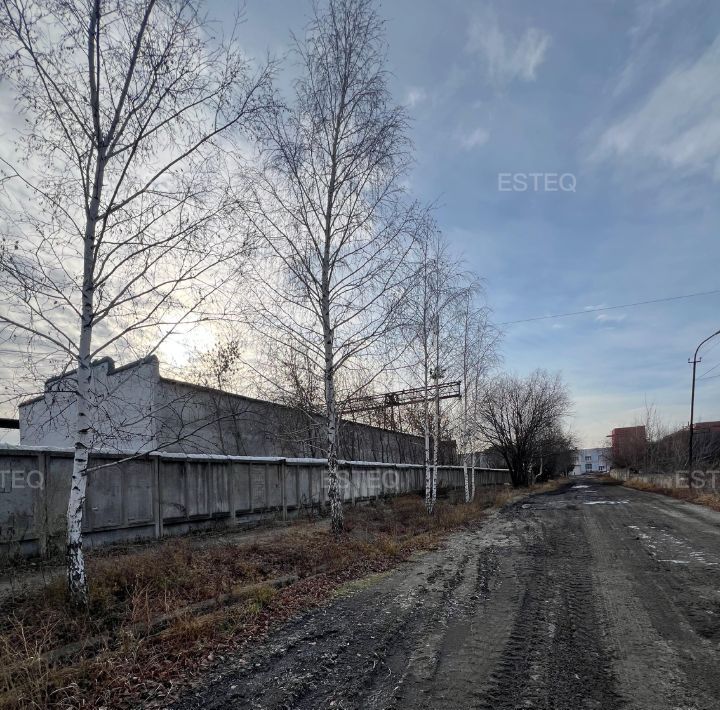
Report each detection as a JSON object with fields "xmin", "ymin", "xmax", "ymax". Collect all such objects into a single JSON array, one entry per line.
[
  {"xmin": 0, "ymin": 483, "xmax": 541, "ymax": 708},
  {"xmin": 621, "ymin": 478, "xmax": 720, "ymax": 512}
]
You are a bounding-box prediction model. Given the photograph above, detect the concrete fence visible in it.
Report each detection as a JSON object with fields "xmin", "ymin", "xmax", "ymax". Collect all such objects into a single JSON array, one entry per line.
[
  {"xmin": 0, "ymin": 447, "xmax": 511, "ymax": 557},
  {"xmin": 608, "ymin": 468, "xmax": 720, "ymax": 490}
]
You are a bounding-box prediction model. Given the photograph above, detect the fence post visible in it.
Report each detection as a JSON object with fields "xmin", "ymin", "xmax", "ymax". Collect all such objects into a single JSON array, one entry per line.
[
  {"xmin": 35, "ymin": 452, "xmax": 49, "ymax": 558},
  {"xmin": 227, "ymin": 461, "xmax": 237, "ymax": 527},
  {"xmin": 264, "ymin": 462, "xmax": 270, "ymax": 512},
  {"xmin": 281, "ymin": 458, "xmax": 287, "ymax": 521},
  {"xmin": 153, "ymin": 455, "xmax": 163, "ymax": 539}
]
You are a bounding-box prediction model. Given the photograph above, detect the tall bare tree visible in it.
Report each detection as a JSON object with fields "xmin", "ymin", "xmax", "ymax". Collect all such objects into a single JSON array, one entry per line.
[
  {"xmin": 427, "ymin": 232, "xmax": 461, "ymax": 511},
  {"xmin": 475, "ymin": 370, "xmax": 572, "ymax": 487},
  {"xmin": 0, "ymin": 0, "xmax": 274, "ymax": 606},
  {"xmin": 455, "ymin": 288, "xmax": 499, "ymax": 501},
  {"xmin": 398, "ymin": 227, "xmax": 475, "ymax": 512},
  {"xmin": 244, "ymin": 0, "xmax": 420, "ymax": 533}
]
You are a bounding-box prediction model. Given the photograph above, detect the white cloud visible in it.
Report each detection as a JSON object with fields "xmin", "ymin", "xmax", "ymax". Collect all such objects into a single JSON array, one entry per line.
[
  {"xmin": 592, "ymin": 35, "xmax": 720, "ymax": 179},
  {"xmin": 595, "ymin": 313, "xmax": 626, "ymax": 323},
  {"xmin": 461, "ymin": 126, "xmax": 490, "ymax": 149},
  {"xmin": 405, "ymin": 87, "xmax": 428, "ymax": 108},
  {"xmin": 628, "ymin": 0, "xmax": 676, "ymax": 42},
  {"xmin": 466, "ymin": 8, "xmax": 551, "ymax": 85}
]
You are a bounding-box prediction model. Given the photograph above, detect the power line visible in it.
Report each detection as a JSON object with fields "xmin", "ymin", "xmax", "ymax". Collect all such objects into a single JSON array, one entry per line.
[
  {"xmin": 697, "ymin": 372, "xmax": 720, "ymax": 382},
  {"xmin": 499, "ymin": 288, "xmax": 720, "ymax": 326},
  {"xmin": 698, "ymin": 360, "xmax": 720, "ymax": 380},
  {"xmin": 698, "ymin": 337, "xmax": 720, "ymax": 362}
]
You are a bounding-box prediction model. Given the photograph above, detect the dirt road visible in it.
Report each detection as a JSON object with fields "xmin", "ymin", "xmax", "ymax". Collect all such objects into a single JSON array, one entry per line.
[{"xmin": 170, "ymin": 480, "xmax": 720, "ymax": 709}]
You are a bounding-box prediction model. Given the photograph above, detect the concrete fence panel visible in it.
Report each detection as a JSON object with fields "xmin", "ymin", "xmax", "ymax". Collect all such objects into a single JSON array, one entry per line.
[{"xmin": 0, "ymin": 448, "xmax": 511, "ymax": 557}]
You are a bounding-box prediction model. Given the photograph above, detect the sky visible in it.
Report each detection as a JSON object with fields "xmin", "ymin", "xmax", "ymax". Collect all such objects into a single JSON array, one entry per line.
[
  {"xmin": 222, "ymin": 0, "xmax": 720, "ymax": 447},
  {"xmin": 1, "ymin": 0, "xmax": 719, "ymax": 448}
]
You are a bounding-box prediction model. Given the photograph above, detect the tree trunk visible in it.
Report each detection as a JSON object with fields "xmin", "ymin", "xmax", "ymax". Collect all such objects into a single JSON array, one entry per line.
[
  {"xmin": 470, "ymin": 450, "xmax": 476, "ymax": 501},
  {"xmin": 431, "ymin": 313, "xmax": 440, "ymax": 510},
  {"xmin": 67, "ymin": 171, "xmax": 102, "ymax": 608},
  {"xmin": 424, "ymin": 364, "xmax": 432, "ymax": 513},
  {"xmin": 432, "ymin": 379, "xmax": 439, "ymax": 511},
  {"xmin": 463, "ymin": 451, "xmax": 470, "ymax": 503},
  {"xmin": 538, "ymin": 454, "xmax": 544, "ymax": 485},
  {"xmin": 424, "ymin": 414, "xmax": 432, "ymax": 512},
  {"xmin": 322, "ymin": 290, "xmax": 342, "ymax": 533},
  {"xmin": 67, "ymin": 339, "xmax": 91, "ymax": 608},
  {"xmin": 67, "ymin": 5, "xmax": 104, "ymax": 605}
]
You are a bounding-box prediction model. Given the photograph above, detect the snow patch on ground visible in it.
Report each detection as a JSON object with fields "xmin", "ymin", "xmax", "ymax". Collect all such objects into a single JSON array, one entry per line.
[
  {"xmin": 628, "ymin": 523, "xmax": 720, "ymax": 567},
  {"xmin": 658, "ymin": 560, "xmax": 691, "ymax": 565},
  {"xmin": 583, "ymin": 500, "xmax": 630, "ymax": 505}
]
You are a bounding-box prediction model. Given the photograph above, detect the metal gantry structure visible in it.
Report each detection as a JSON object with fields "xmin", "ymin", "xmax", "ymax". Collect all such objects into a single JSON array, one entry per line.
[{"xmin": 343, "ymin": 381, "xmax": 461, "ymax": 429}]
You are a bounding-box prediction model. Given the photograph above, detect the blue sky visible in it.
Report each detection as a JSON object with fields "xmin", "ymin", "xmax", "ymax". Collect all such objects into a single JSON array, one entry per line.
[
  {"xmin": 223, "ymin": 0, "xmax": 720, "ymax": 446},
  {"xmin": 1, "ymin": 1, "xmax": 716, "ymax": 448}
]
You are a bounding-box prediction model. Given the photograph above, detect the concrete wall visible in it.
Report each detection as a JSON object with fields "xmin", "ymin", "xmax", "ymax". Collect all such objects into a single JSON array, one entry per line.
[
  {"xmin": 20, "ymin": 357, "xmax": 159, "ymax": 452},
  {"xmin": 154, "ymin": 378, "xmax": 436, "ymax": 462},
  {"xmin": 0, "ymin": 447, "xmax": 511, "ymax": 558},
  {"xmin": 609, "ymin": 468, "xmax": 706, "ymax": 490},
  {"xmin": 19, "ymin": 357, "xmax": 452, "ymax": 464}
]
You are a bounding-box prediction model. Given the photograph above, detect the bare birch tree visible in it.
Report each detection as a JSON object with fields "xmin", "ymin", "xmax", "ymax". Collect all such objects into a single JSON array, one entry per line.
[
  {"xmin": 398, "ymin": 228, "xmax": 436, "ymax": 511},
  {"xmin": 398, "ymin": 227, "xmax": 469, "ymax": 512},
  {"xmin": 475, "ymin": 370, "xmax": 572, "ymax": 487},
  {"xmin": 0, "ymin": 0, "xmax": 274, "ymax": 606},
  {"xmin": 456, "ymin": 288, "xmax": 498, "ymax": 502},
  {"xmin": 244, "ymin": 0, "xmax": 420, "ymax": 533}
]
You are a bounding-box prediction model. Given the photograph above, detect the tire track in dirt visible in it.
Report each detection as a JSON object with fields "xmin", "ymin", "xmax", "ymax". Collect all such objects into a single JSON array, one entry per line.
[
  {"xmin": 171, "ymin": 515, "xmax": 517, "ymax": 710},
  {"xmin": 586, "ymin": 487, "xmax": 720, "ymax": 709},
  {"xmin": 168, "ymin": 481, "xmax": 720, "ymax": 710},
  {"xmin": 477, "ymin": 508, "xmax": 619, "ymax": 710}
]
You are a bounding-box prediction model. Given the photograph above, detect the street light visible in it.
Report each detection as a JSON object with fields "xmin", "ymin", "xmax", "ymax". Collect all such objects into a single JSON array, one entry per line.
[{"xmin": 688, "ymin": 328, "xmax": 720, "ymax": 471}]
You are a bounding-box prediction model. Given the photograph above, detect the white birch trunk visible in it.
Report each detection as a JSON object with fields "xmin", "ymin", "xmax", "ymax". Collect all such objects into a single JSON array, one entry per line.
[
  {"xmin": 324, "ymin": 359, "xmax": 343, "ymax": 534},
  {"xmin": 326, "ymin": 397, "xmax": 342, "ymax": 534},
  {"xmin": 431, "ymin": 312, "xmax": 440, "ymax": 511},
  {"xmin": 462, "ymin": 299, "xmax": 470, "ymax": 503},
  {"xmin": 322, "ymin": 247, "xmax": 343, "ymax": 534},
  {"xmin": 68, "ymin": 178, "xmax": 101, "ymax": 607},
  {"xmin": 463, "ymin": 451, "xmax": 470, "ymax": 503},
  {"xmin": 67, "ymin": 340, "xmax": 92, "ymax": 607},
  {"xmin": 470, "ymin": 449, "xmax": 476, "ymax": 501},
  {"xmin": 432, "ymin": 395, "xmax": 439, "ymax": 510},
  {"xmin": 67, "ymin": 7, "xmax": 104, "ymax": 606},
  {"xmin": 424, "ymin": 393, "xmax": 432, "ymax": 513}
]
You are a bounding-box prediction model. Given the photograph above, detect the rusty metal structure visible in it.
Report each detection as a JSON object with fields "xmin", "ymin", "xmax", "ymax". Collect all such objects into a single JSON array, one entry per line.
[{"xmin": 342, "ymin": 381, "xmax": 461, "ymax": 430}]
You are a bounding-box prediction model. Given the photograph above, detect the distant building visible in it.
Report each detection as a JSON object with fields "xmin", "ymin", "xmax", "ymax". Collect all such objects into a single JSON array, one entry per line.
[
  {"xmin": 609, "ymin": 426, "xmax": 647, "ymax": 468},
  {"xmin": 19, "ymin": 355, "xmax": 456, "ymax": 464},
  {"xmin": 692, "ymin": 420, "xmax": 720, "ymax": 434},
  {"xmin": 572, "ymin": 447, "xmax": 611, "ymax": 475}
]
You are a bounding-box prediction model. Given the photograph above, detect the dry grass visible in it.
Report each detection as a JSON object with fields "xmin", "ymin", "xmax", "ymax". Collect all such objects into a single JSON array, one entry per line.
[
  {"xmin": 0, "ymin": 484, "xmax": 546, "ymax": 709},
  {"xmin": 620, "ymin": 478, "xmax": 720, "ymax": 511}
]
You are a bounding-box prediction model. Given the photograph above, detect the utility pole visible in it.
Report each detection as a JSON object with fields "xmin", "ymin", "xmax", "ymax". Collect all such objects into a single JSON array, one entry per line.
[{"xmin": 688, "ymin": 328, "xmax": 720, "ymax": 472}]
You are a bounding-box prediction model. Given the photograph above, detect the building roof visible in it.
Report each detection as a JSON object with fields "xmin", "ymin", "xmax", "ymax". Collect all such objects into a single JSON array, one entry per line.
[
  {"xmin": 20, "ymin": 354, "xmax": 431, "ymax": 441},
  {"xmin": 19, "ymin": 355, "xmax": 160, "ymax": 408}
]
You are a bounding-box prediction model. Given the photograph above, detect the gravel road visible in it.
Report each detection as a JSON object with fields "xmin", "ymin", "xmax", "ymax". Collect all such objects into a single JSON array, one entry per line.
[{"xmin": 170, "ymin": 479, "xmax": 720, "ymax": 710}]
